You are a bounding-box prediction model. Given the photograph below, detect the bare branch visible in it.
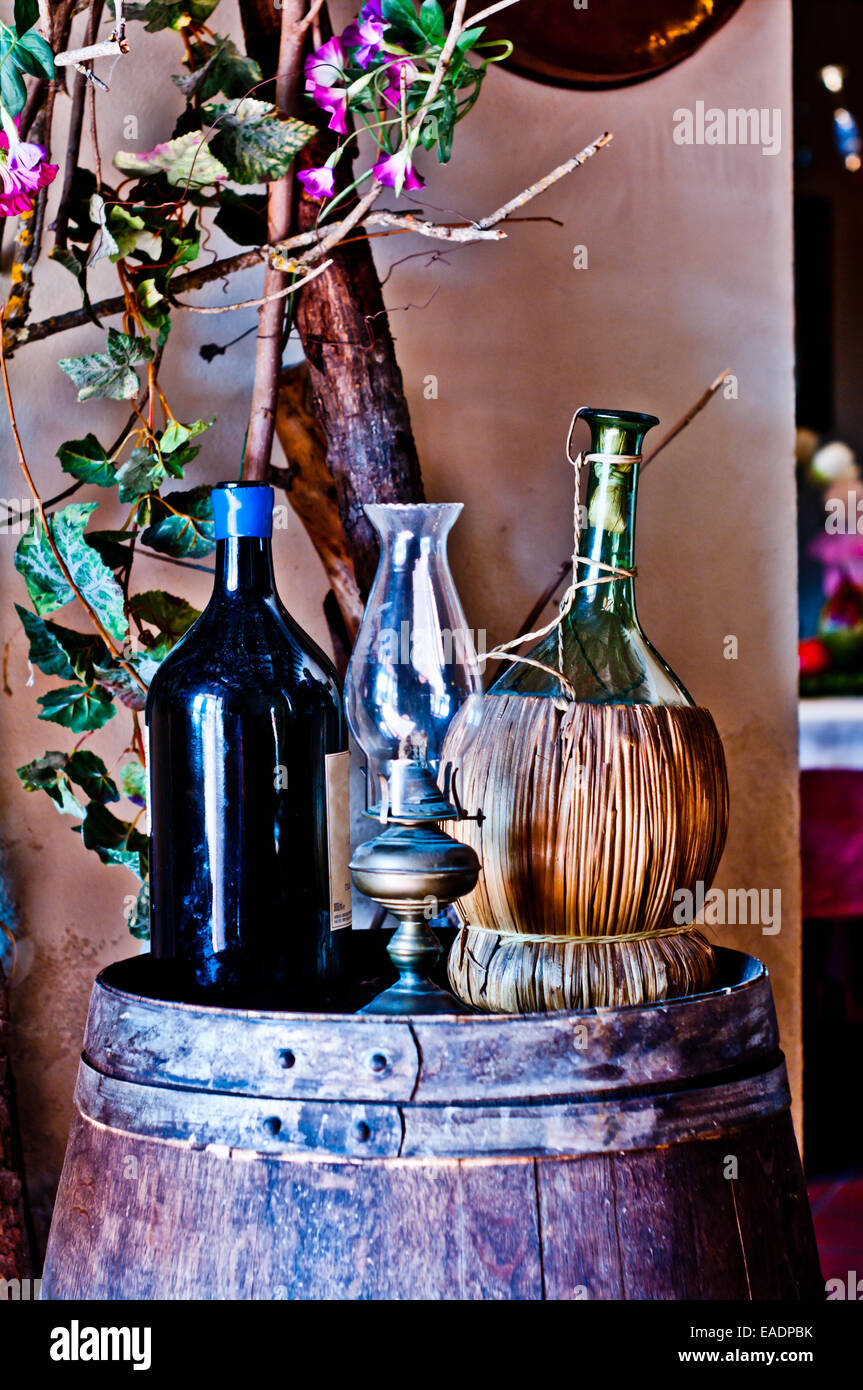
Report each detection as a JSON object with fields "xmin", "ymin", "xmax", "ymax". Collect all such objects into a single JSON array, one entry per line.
[
  {"xmin": 641, "ymin": 369, "xmax": 732, "ymax": 469},
  {"xmin": 244, "ymin": 0, "xmax": 307, "ymax": 481},
  {"xmin": 514, "ymin": 370, "xmax": 733, "ymax": 635},
  {"xmin": 476, "ymin": 132, "xmax": 614, "ymax": 229},
  {"xmin": 464, "ymin": 0, "xmax": 520, "ymax": 28},
  {"xmin": 16, "ymin": 132, "xmax": 614, "ymax": 347},
  {"xmin": 365, "ymin": 211, "xmax": 504, "ymax": 242},
  {"xmin": 16, "ymin": 249, "xmax": 265, "ymax": 349},
  {"xmin": 172, "ymin": 258, "xmax": 331, "ymax": 313},
  {"xmin": 298, "ymin": 0, "xmax": 326, "ymax": 35},
  {"xmin": 55, "ymin": 0, "xmax": 105, "ymax": 250}
]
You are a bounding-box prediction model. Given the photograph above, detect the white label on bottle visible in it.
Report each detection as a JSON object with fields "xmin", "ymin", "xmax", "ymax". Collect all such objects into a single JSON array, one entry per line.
[{"xmin": 325, "ymin": 751, "xmax": 352, "ymax": 932}]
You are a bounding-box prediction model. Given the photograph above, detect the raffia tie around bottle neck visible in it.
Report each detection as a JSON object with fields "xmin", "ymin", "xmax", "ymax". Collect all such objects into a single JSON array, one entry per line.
[{"xmin": 485, "ymin": 411, "xmax": 641, "ymax": 705}]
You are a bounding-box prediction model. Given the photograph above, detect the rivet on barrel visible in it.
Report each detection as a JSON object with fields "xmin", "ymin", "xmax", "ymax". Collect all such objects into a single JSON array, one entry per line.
[
  {"xmin": 263, "ymin": 1116, "xmax": 282, "ymax": 1136},
  {"xmin": 367, "ymin": 1052, "xmax": 388, "ymax": 1075},
  {"xmin": 354, "ymin": 1120, "xmax": 371, "ymax": 1143},
  {"xmin": 278, "ymin": 1049, "xmax": 296, "ymax": 1069}
]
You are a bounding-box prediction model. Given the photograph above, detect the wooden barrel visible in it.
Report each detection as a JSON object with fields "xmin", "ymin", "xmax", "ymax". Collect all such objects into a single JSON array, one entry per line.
[{"xmin": 43, "ymin": 948, "xmax": 822, "ymax": 1301}]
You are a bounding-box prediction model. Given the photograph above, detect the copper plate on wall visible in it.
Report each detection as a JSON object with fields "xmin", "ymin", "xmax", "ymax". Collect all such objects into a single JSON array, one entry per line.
[{"xmin": 475, "ymin": 0, "xmax": 748, "ymax": 90}]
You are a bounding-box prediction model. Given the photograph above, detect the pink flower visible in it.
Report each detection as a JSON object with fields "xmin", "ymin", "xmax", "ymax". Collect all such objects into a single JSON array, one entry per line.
[
  {"xmin": 373, "ymin": 146, "xmax": 425, "ymax": 195},
  {"xmin": 305, "ymin": 37, "xmax": 347, "ymax": 91},
  {"xmin": 382, "ymin": 58, "xmax": 419, "ymax": 109},
  {"xmin": 305, "ymin": 38, "xmax": 351, "ymax": 133},
  {"xmin": 298, "ymin": 164, "xmax": 336, "ymax": 200},
  {"xmin": 0, "ymin": 129, "xmax": 58, "ymax": 218},
  {"xmin": 343, "ymin": 1, "xmax": 386, "ymax": 68},
  {"xmin": 306, "ymin": 85, "xmax": 349, "ymax": 135},
  {"xmin": 809, "ymin": 531, "xmax": 863, "ymax": 594}
]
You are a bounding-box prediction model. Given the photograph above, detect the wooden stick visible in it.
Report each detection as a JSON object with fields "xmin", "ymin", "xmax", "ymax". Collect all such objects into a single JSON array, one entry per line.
[
  {"xmin": 474, "ymin": 132, "xmax": 613, "ymax": 230},
  {"xmin": 16, "ymin": 135, "xmax": 613, "ymax": 349},
  {"xmin": 54, "ymin": 0, "xmax": 105, "ymax": 249},
  {"xmin": 512, "ymin": 369, "xmax": 733, "ymax": 633},
  {"xmin": 171, "ymin": 258, "xmax": 331, "ymax": 313},
  {"xmin": 244, "ymin": 0, "xmax": 308, "ymax": 481},
  {"xmin": 54, "ymin": 39, "xmax": 126, "ymax": 66},
  {"xmin": 468, "ymin": 0, "xmax": 521, "ymax": 26},
  {"xmin": 641, "ymin": 368, "xmax": 731, "ymax": 470}
]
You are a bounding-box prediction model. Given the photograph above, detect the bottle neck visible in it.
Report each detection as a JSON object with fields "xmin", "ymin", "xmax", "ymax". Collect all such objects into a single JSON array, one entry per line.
[
  {"xmin": 213, "ymin": 537, "xmax": 276, "ymax": 599},
  {"xmin": 573, "ymin": 453, "xmax": 639, "ymax": 621}
]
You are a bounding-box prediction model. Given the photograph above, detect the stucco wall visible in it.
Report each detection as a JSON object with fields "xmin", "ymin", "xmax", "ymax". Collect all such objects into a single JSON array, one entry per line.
[{"xmin": 0, "ymin": 0, "xmax": 797, "ymax": 1248}]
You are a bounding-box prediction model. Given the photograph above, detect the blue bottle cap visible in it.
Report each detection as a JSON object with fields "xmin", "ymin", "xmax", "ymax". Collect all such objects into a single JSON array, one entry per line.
[{"xmin": 212, "ymin": 482, "xmax": 274, "ymax": 539}]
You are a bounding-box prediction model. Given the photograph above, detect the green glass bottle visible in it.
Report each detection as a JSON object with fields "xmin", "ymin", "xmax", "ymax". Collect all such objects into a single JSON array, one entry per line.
[
  {"xmin": 444, "ymin": 404, "xmax": 729, "ymax": 1015},
  {"xmin": 492, "ymin": 407, "xmax": 693, "ymax": 705}
]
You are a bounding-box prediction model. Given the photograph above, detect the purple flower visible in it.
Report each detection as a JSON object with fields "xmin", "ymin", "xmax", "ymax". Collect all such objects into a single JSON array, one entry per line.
[
  {"xmin": 809, "ymin": 530, "xmax": 863, "ymax": 594},
  {"xmin": 305, "ymin": 37, "xmax": 347, "ymax": 91},
  {"xmin": 307, "ymin": 84, "xmax": 349, "ymax": 135},
  {"xmin": 373, "ymin": 146, "xmax": 425, "ymax": 195},
  {"xmin": 0, "ymin": 127, "xmax": 58, "ymax": 218},
  {"xmin": 343, "ymin": 1, "xmax": 386, "ymax": 68},
  {"xmin": 298, "ymin": 164, "xmax": 336, "ymax": 200},
  {"xmin": 382, "ymin": 58, "xmax": 419, "ymax": 109},
  {"xmin": 304, "ymin": 39, "xmax": 351, "ymax": 134}
]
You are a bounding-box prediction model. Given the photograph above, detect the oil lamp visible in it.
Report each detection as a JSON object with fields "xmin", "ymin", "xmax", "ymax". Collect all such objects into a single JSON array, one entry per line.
[{"xmin": 345, "ymin": 503, "xmax": 483, "ymax": 1014}]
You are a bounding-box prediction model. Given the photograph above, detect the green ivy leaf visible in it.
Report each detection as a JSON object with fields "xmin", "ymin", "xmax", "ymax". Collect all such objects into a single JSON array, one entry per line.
[
  {"xmin": 106, "ymin": 206, "xmax": 153, "ymax": 261},
  {"xmin": 116, "ymin": 446, "xmax": 168, "ymax": 503},
  {"xmin": 50, "ymin": 245, "xmax": 88, "ymax": 290},
  {"xmin": 160, "ymin": 213, "xmax": 201, "ymax": 277},
  {"xmin": 132, "ymin": 648, "xmax": 166, "ymax": 684},
  {"xmin": 381, "ymin": 0, "xmax": 427, "ymax": 41},
  {"xmin": 87, "ymin": 194, "xmax": 119, "ymax": 266},
  {"xmin": 126, "ymin": 878, "xmax": 150, "ymax": 938},
  {"xmin": 206, "ymin": 99, "xmax": 315, "ymax": 184},
  {"xmin": 158, "ymin": 416, "xmax": 212, "ymax": 472},
  {"xmin": 13, "ymin": 0, "xmax": 40, "ymax": 32},
  {"xmin": 85, "ymin": 530, "xmax": 134, "ymax": 571},
  {"xmin": 15, "ymin": 606, "xmax": 110, "ymax": 683},
  {"xmin": 173, "ymin": 36, "xmax": 261, "ymax": 101},
  {"xmin": 419, "ymin": 1, "xmax": 445, "ymax": 42},
  {"xmin": 57, "ymin": 168, "xmax": 100, "ymax": 248},
  {"xmin": 13, "ymin": 27, "xmax": 55, "ymax": 78},
  {"xmin": 14, "ymin": 503, "xmax": 128, "ymax": 641},
  {"xmin": 66, "ymin": 750, "xmax": 120, "ymax": 804},
  {"xmin": 129, "ymin": 589, "xmax": 200, "ymax": 644},
  {"xmin": 120, "ymin": 756, "xmax": 147, "ymax": 806},
  {"xmin": 140, "ymin": 485, "xmax": 215, "ymax": 558},
  {"xmin": 126, "ymin": 0, "xmax": 220, "ymax": 33},
  {"xmin": 78, "ymin": 802, "xmax": 148, "ymax": 877},
  {"xmin": 57, "ymin": 434, "xmax": 115, "ymax": 488},
  {"xmin": 37, "ymin": 682, "xmax": 116, "ymax": 731},
  {"xmin": 16, "ymin": 605, "xmax": 78, "ymax": 679},
  {"xmin": 212, "ymin": 188, "xmax": 267, "ymax": 247},
  {"xmin": 456, "ymin": 24, "xmax": 486, "ymax": 52},
  {"xmin": 160, "ymin": 417, "xmax": 212, "ymax": 454},
  {"xmin": 0, "ymin": 33, "xmax": 27, "ymax": 114},
  {"xmin": 92, "ymin": 659, "xmax": 149, "ymax": 710},
  {"xmin": 59, "ymin": 328, "xmax": 154, "ymax": 402},
  {"xmin": 133, "ymin": 278, "xmax": 172, "ymax": 346},
  {"xmin": 17, "ymin": 752, "xmax": 85, "ymax": 817},
  {"xmin": 113, "ymin": 130, "xmax": 229, "ymax": 189},
  {"xmin": 0, "ymin": 23, "xmax": 54, "ymax": 114}
]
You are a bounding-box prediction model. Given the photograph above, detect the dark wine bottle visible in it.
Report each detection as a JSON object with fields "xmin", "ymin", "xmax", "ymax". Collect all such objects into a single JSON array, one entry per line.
[{"xmin": 145, "ymin": 481, "xmax": 351, "ymax": 1008}]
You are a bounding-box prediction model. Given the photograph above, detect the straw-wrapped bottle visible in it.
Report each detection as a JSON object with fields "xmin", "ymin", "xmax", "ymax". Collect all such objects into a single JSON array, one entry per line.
[{"xmin": 443, "ymin": 407, "xmax": 729, "ymax": 1012}]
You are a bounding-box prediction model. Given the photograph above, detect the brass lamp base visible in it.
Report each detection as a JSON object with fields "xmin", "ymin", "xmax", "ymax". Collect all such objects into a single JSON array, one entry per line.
[{"xmin": 350, "ymin": 823, "xmax": 479, "ymax": 1016}]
